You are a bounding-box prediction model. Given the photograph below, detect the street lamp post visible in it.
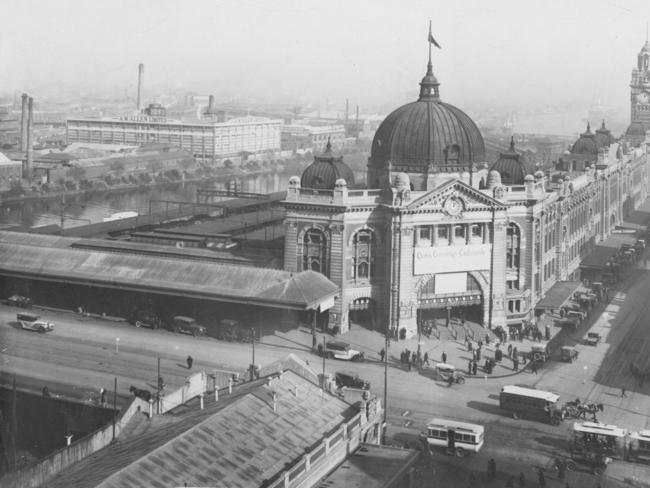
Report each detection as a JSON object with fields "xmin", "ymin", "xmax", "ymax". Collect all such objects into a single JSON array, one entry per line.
[{"xmin": 249, "ymin": 328, "xmax": 256, "ymax": 381}]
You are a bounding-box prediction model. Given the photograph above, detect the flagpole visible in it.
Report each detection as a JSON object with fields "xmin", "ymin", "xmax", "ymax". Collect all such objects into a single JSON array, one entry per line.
[{"xmin": 428, "ymin": 20, "xmax": 432, "ymax": 65}]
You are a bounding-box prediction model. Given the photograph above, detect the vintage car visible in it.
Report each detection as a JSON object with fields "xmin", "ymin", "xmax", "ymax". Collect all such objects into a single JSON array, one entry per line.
[
  {"xmin": 6, "ymin": 295, "xmax": 32, "ymax": 308},
  {"xmin": 321, "ymin": 341, "xmax": 364, "ymax": 361},
  {"xmin": 335, "ymin": 371, "xmax": 370, "ymax": 390},
  {"xmin": 130, "ymin": 310, "xmax": 164, "ymax": 329},
  {"xmin": 17, "ymin": 312, "xmax": 54, "ymax": 333},
  {"xmin": 583, "ymin": 332, "xmax": 601, "ymax": 346},
  {"xmin": 434, "ymin": 363, "xmax": 466, "ymax": 384},
  {"xmin": 561, "ymin": 346, "xmax": 579, "ymax": 363},
  {"xmin": 169, "ymin": 316, "xmax": 206, "ymax": 336},
  {"xmin": 555, "ymin": 316, "xmax": 581, "ymax": 331},
  {"xmin": 529, "ymin": 343, "xmax": 551, "ymax": 363}
]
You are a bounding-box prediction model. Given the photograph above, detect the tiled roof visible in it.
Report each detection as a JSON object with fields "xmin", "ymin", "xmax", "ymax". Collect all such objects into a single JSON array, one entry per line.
[
  {"xmin": 47, "ymin": 371, "xmax": 356, "ymax": 488},
  {"xmin": 0, "ymin": 231, "xmax": 338, "ymax": 310}
]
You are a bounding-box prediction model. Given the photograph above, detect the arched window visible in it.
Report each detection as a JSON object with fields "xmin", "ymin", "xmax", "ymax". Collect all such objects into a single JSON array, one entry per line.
[
  {"xmin": 506, "ymin": 223, "xmax": 520, "ymax": 269},
  {"xmin": 352, "ymin": 229, "xmax": 376, "ymax": 280},
  {"xmin": 303, "ymin": 228, "xmax": 327, "ymax": 275}
]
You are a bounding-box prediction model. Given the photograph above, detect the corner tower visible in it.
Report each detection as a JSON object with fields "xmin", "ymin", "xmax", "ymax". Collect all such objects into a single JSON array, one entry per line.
[{"xmin": 625, "ymin": 35, "xmax": 650, "ymax": 145}]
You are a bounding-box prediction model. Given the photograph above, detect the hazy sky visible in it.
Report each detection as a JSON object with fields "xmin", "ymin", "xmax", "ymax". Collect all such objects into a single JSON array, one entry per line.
[{"xmin": 1, "ymin": 0, "xmax": 649, "ymax": 115}]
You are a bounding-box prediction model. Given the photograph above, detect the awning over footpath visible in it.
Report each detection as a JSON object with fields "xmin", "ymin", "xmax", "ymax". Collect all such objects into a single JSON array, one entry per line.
[
  {"xmin": 580, "ymin": 233, "xmax": 637, "ymax": 269},
  {"xmin": 0, "ymin": 231, "xmax": 339, "ymax": 311},
  {"xmin": 534, "ymin": 281, "xmax": 583, "ymax": 310},
  {"xmin": 624, "ymin": 198, "xmax": 650, "ymax": 227}
]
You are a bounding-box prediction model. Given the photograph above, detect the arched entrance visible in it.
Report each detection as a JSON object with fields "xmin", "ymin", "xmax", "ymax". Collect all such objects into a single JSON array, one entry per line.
[
  {"xmin": 349, "ymin": 298, "xmax": 378, "ymax": 331},
  {"xmin": 416, "ymin": 273, "xmax": 484, "ymax": 329}
]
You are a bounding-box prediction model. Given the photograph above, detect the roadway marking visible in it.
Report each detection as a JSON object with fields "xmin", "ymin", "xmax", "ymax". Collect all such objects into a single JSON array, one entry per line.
[{"xmin": 401, "ymin": 410, "xmax": 411, "ymax": 417}]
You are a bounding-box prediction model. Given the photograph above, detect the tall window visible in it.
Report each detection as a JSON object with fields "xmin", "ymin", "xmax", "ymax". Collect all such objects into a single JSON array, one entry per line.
[
  {"xmin": 506, "ymin": 223, "xmax": 520, "ymax": 269},
  {"xmin": 353, "ymin": 229, "xmax": 376, "ymax": 280},
  {"xmin": 303, "ymin": 228, "xmax": 327, "ymax": 274}
]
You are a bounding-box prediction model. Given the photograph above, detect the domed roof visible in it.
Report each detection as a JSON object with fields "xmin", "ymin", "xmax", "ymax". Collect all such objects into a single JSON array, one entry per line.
[
  {"xmin": 594, "ymin": 121, "xmax": 616, "ymax": 147},
  {"xmin": 369, "ymin": 59, "xmax": 485, "ymax": 174},
  {"xmin": 300, "ymin": 140, "xmax": 355, "ymax": 190},
  {"xmin": 488, "ymin": 137, "xmax": 534, "ymax": 185},
  {"xmin": 626, "ymin": 121, "xmax": 646, "ymax": 136},
  {"xmin": 571, "ymin": 123, "xmax": 599, "ymax": 155}
]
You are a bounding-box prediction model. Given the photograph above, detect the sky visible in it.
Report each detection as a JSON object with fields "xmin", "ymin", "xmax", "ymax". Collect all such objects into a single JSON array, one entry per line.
[{"xmin": 1, "ymin": 0, "xmax": 649, "ymax": 118}]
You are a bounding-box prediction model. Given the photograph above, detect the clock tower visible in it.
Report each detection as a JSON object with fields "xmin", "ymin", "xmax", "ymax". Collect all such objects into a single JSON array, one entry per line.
[{"xmin": 626, "ymin": 36, "xmax": 650, "ymax": 145}]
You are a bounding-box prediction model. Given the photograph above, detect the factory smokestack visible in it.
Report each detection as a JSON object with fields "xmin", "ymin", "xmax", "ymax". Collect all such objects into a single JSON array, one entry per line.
[
  {"xmin": 136, "ymin": 63, "xmax": 144, "ymax": 112},
  {"xmin": 208, "ymin": 95, "xmax": 214, "ymax": 110},
  {"xmin": 25, "ymin": 97, "xmax": 34, "ymax": 181},
  {"xmin": 20, "ymin": 94, "xmax": 28, "ymax": 152},
  {"xmin": 345, "ymin": 99, "xmax": 349, "ymax": 122}
]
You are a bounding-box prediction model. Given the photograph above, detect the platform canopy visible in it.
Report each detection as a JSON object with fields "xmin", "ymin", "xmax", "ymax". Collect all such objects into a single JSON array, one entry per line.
[
  {"xmin": 0, "ymin": 231, "xmax": 338, "ymax": 311},
  {"xmin": 534, "ymin": 281, "xmax": 582, "ymax": 311}
]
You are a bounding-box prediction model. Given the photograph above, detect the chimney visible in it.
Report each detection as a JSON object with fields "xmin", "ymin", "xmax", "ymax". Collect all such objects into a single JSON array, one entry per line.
[
  {"xmin": 345, "ymin": 99, "xmax": 349, "ymax": 122},
  {"xmin": 25, "ymin": 97, "xmax": 34, "ymax": 181},
  {"xmin": 208, "ymin": 95, "xmax": 214, "ymax": 111},
  {"xmin": 20, "ymin": 93, "xmax": 28, "ymax": 152},
  {"xmin": 137, "ymin": 63, "xmax": 144, "ymax": 112}
]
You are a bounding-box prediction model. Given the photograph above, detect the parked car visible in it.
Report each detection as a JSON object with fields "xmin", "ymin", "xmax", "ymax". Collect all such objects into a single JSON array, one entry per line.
[
  {"xmin": 16, "ymin": 312, "xmax": 54, "ymax": 333},
  {"xmin": 561, "ymin": 346, "xmax": 579, "ymax": 363},
  {"xmin": 321, "ymin": 341, "xmax": 364, "ymax": 361},
  {"xmin": 583, "ymin": 332, "xmax": 601, "ymax": 346},
  {"xmin": 130, "ymin": 310, "xmax": 163, "ymax": 329},
  {"xmin": 6, "ymin": 295, "xmax": 32, "ymax": 308},
  {"xmin": 529, "ymin": 343, "xmax": 551, "ymax": 363},
  {"xmin": 555, "ymin": 316, "xmax": 581, "ymax": 331},
  {"xmin": 170, "ymin": 316, "xmax": 206, "ymax": 336},
  {"xmin": 335, "ymin": 371, "xmax": 370, "ymax": 390}
]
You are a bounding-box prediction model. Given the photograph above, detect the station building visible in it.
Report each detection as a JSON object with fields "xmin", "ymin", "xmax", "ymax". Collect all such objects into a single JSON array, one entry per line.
[{"xmin": 283, "ymin": 43, "xmax": 650, "ymax": 338}]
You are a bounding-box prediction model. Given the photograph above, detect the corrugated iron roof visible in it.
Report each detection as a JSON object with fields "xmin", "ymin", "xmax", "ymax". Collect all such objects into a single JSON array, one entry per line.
[
  {"xmin": 534, "ymin": 281, "xmax": 582, "ymax": 310},
  {"xmin": 47, "ymin": 371, "xmax": 356, "ymax": 488},
  {"xmin": 0, "ymin": 231, "xmax": 337, "ymax": 310}
]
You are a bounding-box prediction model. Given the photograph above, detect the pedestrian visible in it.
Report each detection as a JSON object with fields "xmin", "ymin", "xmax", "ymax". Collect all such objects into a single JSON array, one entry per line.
[
  {"xmin": 513, "ymin": 347, "xmax": 518, "ymax": 360},
  {"xmin": 506, "ymin": 476, "xmax": 515, "ymax": 488},
  {"xmin": 447, "ymin": 375, "xmax": 453, "ymax": 387},
  {"xmin": 518, "ymin": 472, "xmax": 526, "ymax": 488},
  {"xmin": 621, "ymin": 383, "xmax": 627, "ymax": 397},
  {"xmin": 478, "ymin": 339, "xmax": 483, "ymax": 349},
  {"xmin": 531, "ymin": 360, "xmax": 538, "ymax": 375},
  {"xmin": 424, "ymin": 352, "xmax": 429, "ymax": 366},
  {"xmin": 476, "ymin": 347, "xmax": 481, "ymax": 362},
  {"xmin": 379, "ymin": 348, "xmax": 385, "ymax": 362},
  {"xmin": 485, "ymin": 333, "xmax": 490, "ymax": 346},
  {"xmin": 442, "ymin": 351, "xmax": 447, "ymax": 364},
  {"xmin": 508, "ymin": 343, "xmax": 513, "ymax": 358},
  {"xmin": 557, "ymin": 459, "xmax": 566, "ymax": 480},
  {"xmin": 186, "ymin": 355, "xmax": 193, "ymax": 369},
  {"xmin": 513, "ymin": 357, "xmax": 519, "ymax": 372},
  {"xmin": 472, "ymin": 349, "xmax": 477, "ymax": 361},
  {"xmin": 538, "ymin": 469, "xmax": 546, "ymax": 488},
  {"xmin": 411, "ymin": 351, "xmax": 417, "ymax": 366},
  {"xmin": 100, "ymin": 387, "xmax": 107, "ymax": 405},
  {"xmin": 472, "ymin": 361, "xmax": 478, "ymax": 376},
  {"xmin": 468, "ymin": 359, "xmax": 473, "ymax": 375}
]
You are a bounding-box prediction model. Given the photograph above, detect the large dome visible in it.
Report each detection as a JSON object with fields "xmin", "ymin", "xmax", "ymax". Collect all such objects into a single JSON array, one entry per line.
[
  {"xmin": 571, "ymin": 123, "xmax": 599, "ymax": 155},
  {"xmin": 368, "ymin": 61, "xmax": 485, "ymax": 177},
  {"xmin": 300, "ymin": 140, "xmax": 355, "ymax": 190}
]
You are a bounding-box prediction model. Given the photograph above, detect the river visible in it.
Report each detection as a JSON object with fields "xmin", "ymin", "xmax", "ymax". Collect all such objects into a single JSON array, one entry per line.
[{"xmin": 0, "ymin": 170, "xmax": 296, "ymax": 230}]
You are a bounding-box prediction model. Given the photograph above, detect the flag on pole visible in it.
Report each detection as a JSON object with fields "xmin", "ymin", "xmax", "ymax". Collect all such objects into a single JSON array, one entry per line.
[{"xmin": 428, "ymin": 31, "xmax": 441, "ymax": 49}]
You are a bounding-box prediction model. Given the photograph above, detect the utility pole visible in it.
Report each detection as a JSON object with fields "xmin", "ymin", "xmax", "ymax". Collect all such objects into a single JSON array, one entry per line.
[
  {"xmin": 249, "ymin": 328, "xmax": 256, "ymax": 381},
  {"xmin": 112, "ymin": 377, "xmax": 117, "ymax": 441},
  {"xmin": 157, "ymin": 357, "xmax": 161, "ymax": 415},
  {"xmin": 60, "ymin": 193, "xmax": 65, "ymax": 236}
]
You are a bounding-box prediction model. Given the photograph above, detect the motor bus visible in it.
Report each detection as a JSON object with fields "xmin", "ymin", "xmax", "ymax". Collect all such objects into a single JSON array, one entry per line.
[
  {"xmin": 419, "ymin": 418, "xmax": 484, "ymax": 458},
  {"xmin": 499, "ymin": 385, "xmax": 563, "ymax": 424},
  {"xmin": 627, "ymin": 430, "xmax": 650, "ymax": 463},
  {"xmin": 570, "ymin": 422, "xmax": 627, "ymax": 461}
]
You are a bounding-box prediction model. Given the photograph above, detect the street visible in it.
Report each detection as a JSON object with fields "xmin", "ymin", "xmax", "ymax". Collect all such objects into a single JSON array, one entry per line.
[{"xmin": 2, "ymin": 265, "xmax": 650, "ymax": 486}]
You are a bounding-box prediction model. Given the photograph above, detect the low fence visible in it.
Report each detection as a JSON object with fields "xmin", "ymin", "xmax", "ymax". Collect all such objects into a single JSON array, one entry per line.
[
  {"xmin": 0, "ymin": 396, "xmax": 149, "ymax": 488},
  {"xmin": 159, "ymin": 371, "xmax": 208, "ymax": 414}
]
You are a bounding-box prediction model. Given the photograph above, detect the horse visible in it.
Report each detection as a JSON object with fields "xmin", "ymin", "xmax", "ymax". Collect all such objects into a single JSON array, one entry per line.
[{"xmin": 129, "ymin": 385, "xmax": 152, "ymax": 402}]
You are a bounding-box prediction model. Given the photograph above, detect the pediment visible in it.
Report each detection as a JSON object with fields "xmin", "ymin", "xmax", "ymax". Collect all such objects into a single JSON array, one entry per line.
[{"xmin": 404, "ymin": 179, "xmax": 506, "ymax": 214}]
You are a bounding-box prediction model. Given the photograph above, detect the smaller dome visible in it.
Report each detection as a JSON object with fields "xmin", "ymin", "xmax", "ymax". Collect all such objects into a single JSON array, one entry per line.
[
  {"xmin": 594, "ymin": 121, "xmax": 616, "ymax": 147},
  {"xmin": 300, "ymin": 139, "xmax": 355, "ymax": 190},
  {"xmin": 534, "ymin": 170, "xmax": 545, "ymax": 179},
  {"xmin": 487, "ymin": 169, "xmax": 502, "ymax": 189},
  {"xmin": 571, "ymin": 123, "xmax": 599, "ymax": 155},
  {"xmin": 393, "ymin": 172, "xmax": 411, "ymax": 190},
  {"xmin": 626, "ymin": 121, "xmax": 646, "ymax": 136},
  {"xmin": 334, "ymin": 178, "xmax": 347, "ymax": 188},
  {"xmin": 288, "ymin": 175, "xmax": 301, "ymax": 186},
  {"xmin": 488, "ymin": 137, "xmax": 534, "ymax": 185},
  {"xmin": 524, "ymin": 174, "xmax": 534, "ymax": 182}
]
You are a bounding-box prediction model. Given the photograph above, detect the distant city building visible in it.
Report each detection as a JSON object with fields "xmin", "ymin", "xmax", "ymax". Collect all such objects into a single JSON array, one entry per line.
[
  {"xmin": 626, "ymin": 38, "xmax": 650, "ymax": 144},
  {"xmin": 281, "ymin": 123, "xmax": 345, "ymax": 153},
  {"xmin": 66, "ymin": 104, "xmax": 282, "ymax": 162}
]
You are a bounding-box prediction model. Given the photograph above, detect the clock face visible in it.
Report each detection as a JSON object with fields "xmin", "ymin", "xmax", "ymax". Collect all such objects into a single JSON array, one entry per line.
[
  {"xmin": 637, "ymin": 92, "xmax": 650, "ymax": 103},
  {"xmin": 444, "ymin": 196, "xmax": 463, "ymax": 216}
]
